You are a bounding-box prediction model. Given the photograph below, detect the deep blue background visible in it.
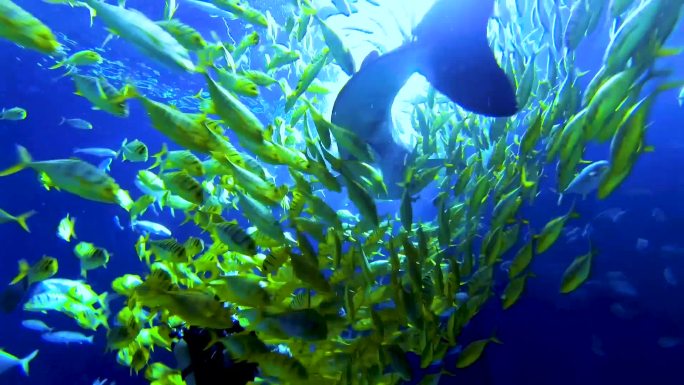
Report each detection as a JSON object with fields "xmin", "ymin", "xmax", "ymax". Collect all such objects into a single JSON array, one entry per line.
[{"xmin": 1, "ymin": 1, "xmax": 684, "ymax": 384}]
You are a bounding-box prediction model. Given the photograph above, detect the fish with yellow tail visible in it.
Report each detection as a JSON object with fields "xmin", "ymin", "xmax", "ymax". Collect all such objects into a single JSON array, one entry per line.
[
  {"xmin": 456, "ymin": 332, "xmax": 502, "ymax": 368},
  {"xmin": 10, "ymin": 256, "xmax": 58, "ymax": 286},
  {"xmin": 0, "ymin": 146, "xmax": 132, "ymax": 210},
  {"xmin": 0, "ymin": 348, "xmax": 39, "ymax": 377},
  {"xmin": 81, "ymin": 0, "xmax": 195, "ymax": 72},
  {"xmin": 0, "ymin": 208, "xmax": 36, "ymax": 232}
]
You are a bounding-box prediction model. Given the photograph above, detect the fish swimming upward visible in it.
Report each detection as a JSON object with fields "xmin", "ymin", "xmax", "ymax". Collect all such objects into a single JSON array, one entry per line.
[{"xmin": 331, "ymin": 0, "xmax": 518, "ymax": 200}]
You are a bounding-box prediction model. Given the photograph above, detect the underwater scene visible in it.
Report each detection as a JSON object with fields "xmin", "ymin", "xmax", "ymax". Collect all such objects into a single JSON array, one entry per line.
[{"xmin": 1, "ymin": 0, "xmax": 684, "ymax": 384}]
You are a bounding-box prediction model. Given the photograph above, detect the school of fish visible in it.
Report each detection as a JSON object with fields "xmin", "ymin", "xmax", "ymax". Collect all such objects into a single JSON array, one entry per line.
[{"xmin": 0, "ymin": 0, "xmax": 682, "ymax": 384}]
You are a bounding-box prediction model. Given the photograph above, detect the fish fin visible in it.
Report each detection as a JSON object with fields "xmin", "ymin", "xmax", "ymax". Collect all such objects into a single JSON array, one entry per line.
[
  {"xmin": 413, "ymin": 0, "xmax": 517, "ymax": 117},
  {"xmin": 48, "ymin": 60, "xmax": 65, "ymax": 70},
  {"xmin": 19, "ymin": 349, "xmax": 38, "ymax": 376},
  {"xmin": 557, "ymin": 194, "xmax": 563, "ymax": 206},
  {"xmin": 149, "ymin": 143, "xmax": 168, "ymax": 171},
  {"xmin": 163, "ymin": 0, "xmax": 179, "ymax": 20},
  {"xmin": 360, "ymin": 50, "xmax": 380, "ymax": 69},
  {"xmin": 9, "ymin": 260, "xmax": 30, "ymax": 285},
  {"xmin": 14, "ymin": 210, "xmax": 37, "ymax": 233},
  {"xmin": 0, "ymin": 145, "xmax": 31, "ymax": 177}
]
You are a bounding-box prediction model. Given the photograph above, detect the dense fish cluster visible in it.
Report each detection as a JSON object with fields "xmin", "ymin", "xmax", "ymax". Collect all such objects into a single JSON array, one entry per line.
[{"xmin": 0, "ymin": 0, "xmax": 682, "ymax": 384}]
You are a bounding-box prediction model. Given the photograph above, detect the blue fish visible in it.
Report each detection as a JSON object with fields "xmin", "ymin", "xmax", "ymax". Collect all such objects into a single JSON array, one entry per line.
[
  {"xmin": 558, "ymin": 160, "xmax": 610, "ymax": 205},
  {"xmin": 332, "ymin": 0, "xmax": 518, "ymax": 200}
]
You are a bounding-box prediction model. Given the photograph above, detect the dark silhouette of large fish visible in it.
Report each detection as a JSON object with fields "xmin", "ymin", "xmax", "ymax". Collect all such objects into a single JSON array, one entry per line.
[{"xmin": 331, "ymin": 0, "xmax": 518, "ymax": 200}]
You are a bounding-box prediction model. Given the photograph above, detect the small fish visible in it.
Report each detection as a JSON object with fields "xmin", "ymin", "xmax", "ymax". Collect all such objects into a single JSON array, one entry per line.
[
  {"xmin": 151, "ymin": 144, "xmax": 204, "ymax": 176},
  {"xmin": 73, "ymin": 147, "xmax": 119, "ymax": 158},
  {"xmin": 664, "ymin": 267, "xmax": 678, "ymax": 286},
  {"xmin": 59, "ymin": 117, "xmax": 93, "ymax": 130},
  {"xmin": 73, "ymin": 242, "xmax": 110, "ymax": 277},
  {"xmin": 120, "ymin": 139, "xmax": 149, "ymax": 162},
  {"xmin": 0, "ymin": 107, "xmax": 27, "ymax": 121},
  {"xmin": 71, "ymin": 74, "xmax": 133, "ymax": 118},
  {"xmin": 131, "ymin": 220, "xmax": 172, "ymax": 237},
  {"xmin": 652, "ymin": 208, "xmax": 667, "ymax": 223},
  {"xmin": 0, "ymin": 146, "xmax": 132, "ymax": 209},
  {"xmin": 160, "ymin": 170, "xmax": 204, "ymax": 205},
  {"xmin": 560, "ymin": 248, "xmax": 596, "ymax": 294},
  {"xmin": 212, "ymin": 221, "xmax": 257, "ymax": 256},
  {"xmin": 22, "ymin": 319, "xmax": 53, "ymax": 333},
  {"xmin": 57, "ymin": 213, "xmax": 77, "ymax": 242},
  {"xmin": 156, "ymin": 19, "xmax": 206, "ymax": 52},
  {"xmin": 594, "ymin": 207, "xmax": 626, "ymax": 223},
  {"xmin": 143, "ymin": 237, "xmax": 187, "ymax": 264},
  {"xmin": 113, "ymin": 215, "xmax": 125, "ymax": 230},
  {"xmin": 558, "ymin": 160, "xmax": 609, "ymax": 205},
  {"xmin": 0, "ymin": 208, "xmax": 36, "ymax": 232},
  {"xmin": 456, "ymin": 334, "xmax": 502, "ymax": 368},
  {"xmin": 0, "ymin": 349, "xmax": 39, "ymax": 376},
  {"xmin": 111, "ymin": 274, "xmax": 143, "ymax": 296},
  {"xmin": 49, "ymin": 50, "xmax": 103, "ymax": 70},
  {"xmin": 607, "ymin": 271, "xmax": 638, "ymax": 297},
  {"xmin": 183, "ymin": 236, "xmax": 204, "ymax": 258},
  {"xmin": 83, "ymin": 0, "xmax": 195, "ymax": 72},
  {"xmin": 636, "ymin": 238, "xmax": 649, "ymax": 252},
  {"xmin": 658, "ymin": 336, "xmax": 681, "ymax": 349},
  {"xmin": 10, "ymin": 256, "xmax": 58, "ymax": 286},
  {"xmin": 41, "ymin": 331, "xmax": 94, "ymax": 345}
]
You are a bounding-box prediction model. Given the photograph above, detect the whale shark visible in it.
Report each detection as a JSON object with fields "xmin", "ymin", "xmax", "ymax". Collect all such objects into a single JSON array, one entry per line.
[{"xmin": 331, "ymin": 0, "xmax": 518, "ymax": 200}]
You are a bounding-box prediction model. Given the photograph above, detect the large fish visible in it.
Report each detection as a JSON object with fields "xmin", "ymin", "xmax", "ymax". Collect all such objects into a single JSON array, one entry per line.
[{"xmin": 331, "ymin": 0, "xmax": 518, "ymax": 199}]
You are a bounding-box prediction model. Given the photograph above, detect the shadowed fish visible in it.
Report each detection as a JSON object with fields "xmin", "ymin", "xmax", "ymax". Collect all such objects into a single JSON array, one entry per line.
[{"xmin": 331, "ymin": 0, "xmax": 518, "ymax": 200}]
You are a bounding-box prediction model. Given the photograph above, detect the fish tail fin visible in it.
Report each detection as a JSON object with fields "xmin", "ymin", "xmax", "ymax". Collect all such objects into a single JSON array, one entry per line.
[
  {"xmin": 59, "ymin": 117, "xmax": 66, "ymax": 125},
  {"xmin": 149, "ymin": 143, "xmax": 168, "ymax": 171},
  {"xmin": 205, "ymin": 330, "xmax": 224, "ymax": 351},
  {"xmin": 163, "ymin": 0, "xmax": 179, "ymax": 20},
  {"xmin": 411, "ymin": 0, "xmax": 517, "ymax": 117},
  {"xmin": 0, "ymin": 145, "xmax": 32, "ymax": 177},
  {"xmin": 19, "ymin": 349, "xmax": 39, "ymax": 376},
  {"xmin": 15, "ymin": 210, "xmax": 37, "ymax": 233},
  {"xmin": 118, "ymin": 138, "xmax": 128, "ymax": 160},
  {"xmin": 116, "ymin": 84, "xmax": 139, "ymax": 102},
  {"xmin": 302, "ymin": 5, "xmax": 318, "ymax": 17},
  {"xmin": 10, "ymin": 259, "xmax": 30, "ymax": 285},
  {"xmin": 48, "ymin": 60, "xmax": 65, "ymax": 70},
  {"xmin": 489, "ymin": 328, "xmax": 503, "ymax": 345},
  {"xmin": 98, "ymin": 292, "xmax": 109, "ymax": 308},
  {"xmin": 195, "ymin": 45, "xmax": 219, "ymax": 74}
]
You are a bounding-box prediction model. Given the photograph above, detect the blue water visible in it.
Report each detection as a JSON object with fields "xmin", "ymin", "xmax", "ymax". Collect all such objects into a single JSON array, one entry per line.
[{"xmin": 2, "ymin": 1, "xmax": 684, "ymax": 384}]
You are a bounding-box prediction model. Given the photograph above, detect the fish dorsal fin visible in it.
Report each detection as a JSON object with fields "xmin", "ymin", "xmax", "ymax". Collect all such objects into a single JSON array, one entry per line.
[{"xmin": 361, "ymin": 51, "xmax": 380, "ymax": 69}]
